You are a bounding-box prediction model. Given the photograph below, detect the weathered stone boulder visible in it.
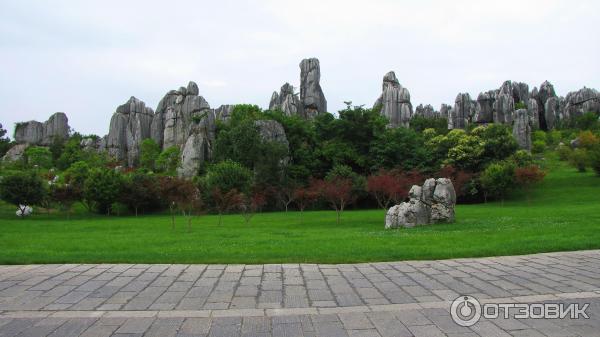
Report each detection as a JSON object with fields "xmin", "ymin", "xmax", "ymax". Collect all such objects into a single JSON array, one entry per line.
[
  {"xmin": 430, "ymin": 178, "xmax": 457, "ymax": 222},
  {"xmin": 450, "ymin": 93, "xmax": 475, "ymax": 129},
  {"xmin": 269, "ymin": 83, "xmax": 301, "ymax": 116},
  {"xmin": 385, "ymin": 178, "xmax": 456, "ymax": 229},
  {"xmin": 2, "ymin": 143, "xmax": 28, "ymax": 162},
  {"xmin": 563, "ymin": 87, "xmax": 600, "ymax": 119},
  {"xmin": 299, "ymin": 58, "xmax": 327, "ymax": 117},
  {"xmin": 512, "ymin": 109, "xmax": 532, "ymax": 151},
  {"xmin": 374, "ymin": 71, "xmax": 412, "ymax": 128},
  {"xmin": 106, "ymin": 96, "xmax": 154, "ymax": 166},
  {"xmin": 493, "ymin": 91, "xmax": 515, "ymax": 124},
  {"xmin": 14, "ymin": 112, "xmax": 69, "ymax": 146},
  {"xmin": 214, "ymin": 105, "xmax": 234, "ymax": 121}
]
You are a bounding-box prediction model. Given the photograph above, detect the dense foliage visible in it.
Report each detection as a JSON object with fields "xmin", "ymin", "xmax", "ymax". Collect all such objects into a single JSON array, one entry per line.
[{"xmin": 8, "ymin": 103, "xmax": 600, "ymax": 220}]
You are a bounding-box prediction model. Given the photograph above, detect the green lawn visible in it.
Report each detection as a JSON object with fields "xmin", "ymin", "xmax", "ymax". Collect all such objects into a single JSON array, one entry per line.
[{"xmin": 1, "ymin": 155, "xmax": 599, "ymax": 264}]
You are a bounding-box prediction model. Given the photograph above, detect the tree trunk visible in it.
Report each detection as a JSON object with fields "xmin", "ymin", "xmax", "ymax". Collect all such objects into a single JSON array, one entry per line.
[
  {"xmin": 187, "ymin": 216, "xmax": 192, "ymax": 232},
  {"xmin": 135, "ymin": 207, "xmax": 138, "ymax": 217},
  {"xmin": 218, "ymin": 213, "xmax": 223, "ymax": 226},
  {"xmin": 336, "ymin": 209, "xmax": 340, "ymax": 224},
  {"xmin": 170, "ymin": 208, "xmax": 175, "ymax": 230}
]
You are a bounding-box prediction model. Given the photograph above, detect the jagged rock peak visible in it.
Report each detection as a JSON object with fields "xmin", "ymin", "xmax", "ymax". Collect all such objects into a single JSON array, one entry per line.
[
  {"xmin": 299, "ymin": 58, "xmax": 327, "ymax": 117},
  {"xmin": 269, "ymin": 83, "xmax": 301, "ymax": 116},
  {"xmin": 449, "ymin": 93, "xmax": 475, "ymax": 129},
  {"xmin": 374, "ymin": 71, "xmax": 412, "ymax": 128},
  {"xmin": 106, "ymin": 96, "xmax": 154, "ymax": 167}
]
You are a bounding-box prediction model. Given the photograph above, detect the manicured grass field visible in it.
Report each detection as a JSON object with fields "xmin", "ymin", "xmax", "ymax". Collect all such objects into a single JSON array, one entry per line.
[{"xmin": 1, "ymin": 154, "xmax": 599, "ymax": 264}]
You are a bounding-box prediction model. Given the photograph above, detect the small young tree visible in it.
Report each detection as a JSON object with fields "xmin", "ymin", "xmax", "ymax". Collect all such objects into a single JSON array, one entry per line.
[
  {"xmin": 275, "ymin": 183, "xmax": 297, "ymax": 212},
  {"xmin": 514, "ymin": 165, "xmax": 546, "ymax": 204},
  {"xmin": 239, "ymin": 192, "xmax": 266, "ymax": 225},
  {"xmin": 0, "ymin": 171, "xmax": 46, "ymax": 217},
  {"xmin": 293, "ymin": 184, "xmax": 319, "ymax": 223},
  {"xmin": 158, "ymin": 176, "xmax": 185, "ymax": 229},
  {"xmin": 174, "ymin": 180, "xmax": 202, "ymax": 232},
  {"xmin": 211, "ymin": 188, "xmax": 243, "ymax": 226},
  {"xmin": 83, "ymin": 168, "xmax": 123, "ymax": 215},
  {"xmin": 366, "ymin": 170, "xmax": 403, "ymax": 209},
  {"xmin": 315, "ymin": 178, "xmax": 354, "ymax": 224}
]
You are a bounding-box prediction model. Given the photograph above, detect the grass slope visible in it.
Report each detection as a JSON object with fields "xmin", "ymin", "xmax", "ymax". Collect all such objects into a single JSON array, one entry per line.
[{"xmin": 1, "ymin": 155, "xmax": 599, "ymax": 264}]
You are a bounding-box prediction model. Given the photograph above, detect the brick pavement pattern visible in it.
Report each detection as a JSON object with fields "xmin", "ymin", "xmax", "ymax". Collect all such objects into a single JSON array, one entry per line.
[{"xmin": 0, "ymin": 250, "xmax": 599, "ymax": 336}]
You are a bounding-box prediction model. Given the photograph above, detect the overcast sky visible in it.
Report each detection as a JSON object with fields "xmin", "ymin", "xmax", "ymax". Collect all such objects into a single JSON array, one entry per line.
[{"xmin": 1, "ymin": 0, "xmax": 599, "ymax": 138}]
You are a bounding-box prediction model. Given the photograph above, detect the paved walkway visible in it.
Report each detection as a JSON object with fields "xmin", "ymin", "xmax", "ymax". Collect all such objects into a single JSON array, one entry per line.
[{"xmin": 0, "ymin": 250, "xmax": 599, "ymax": 336}]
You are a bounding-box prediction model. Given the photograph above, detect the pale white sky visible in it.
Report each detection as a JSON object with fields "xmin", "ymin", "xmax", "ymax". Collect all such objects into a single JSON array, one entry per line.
[{"xmin": 1, "ymin": 0, "xmax": 599, "ymax": 138}]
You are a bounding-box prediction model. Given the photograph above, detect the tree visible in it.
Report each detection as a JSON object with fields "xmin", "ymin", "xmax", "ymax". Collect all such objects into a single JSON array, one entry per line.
[
  {"xmin": 293, "ymin": 184, "xmax": 319, "ymax": 223},
  {"xmin": 366, "ymin": 170, "xmax": 404, "ymax": 209},
  {"xmin": 0, "ymin": 123, "xmax": 12, "ymax": 157},
  {"xmin": 50, "ymin": 183, "xmax": 80, "ymax": 219},
  {"xmin": 24, "ymin": 146, "xmax": 53, "ymax": 169},
  {"xmin": 211, "ymin": 188, "xmax": 243, "ymax": 225},
  {"xmin": 204, "ymin": 160, "xmax": 253, "ymax": 195},
  {"xmin": 139, "ymin": 139, "xmax": 161, "ymax": 171},
  {"xmin": 120, "ymin": 172, "xmax": 160, "ymax": 216},
  {"xmin": 314, "ymin": 177, "xmax": 355, "ymax": 224},
  {"xmin": 274, "ymin": 181, "xmax": 297, "ymax": 212},
  {"xmin": 239, "ymin": 192, "xmax": 266, "ymax": 225},
  {"xmin": 568, "ymin": 149, "xmax": 589, "ymax": 172},
  {"xmin": 370, "ymin": 127, "xmax": 433, "ymax": 172},
  {"xmin": 479, "ymin": 161, "xmax": 515, "ymax": 204},
  {"xmin": 174, "ymin": 180, "xmax": 202, "ymax": 232},
  {"xmin": 158, "ymin": 176, "xmax": 183, "ymax": 229},
  {"xmin": 436, "ymin": 165, "xmax": 474, "ymax": 198},
  {"xmin": 156, "ymin": 146, "xmax": 181, "ymax": 175},
  {"xmin": 0, "ymin": 171, "xmax": 46, "ymax": 217},
  {"xmin": 514, "ymin": 165, "xmax": 546, "ymax": 204},
  {"xmin": 83, "ymin": 168, "xmax": 123, "ymax": 214}
]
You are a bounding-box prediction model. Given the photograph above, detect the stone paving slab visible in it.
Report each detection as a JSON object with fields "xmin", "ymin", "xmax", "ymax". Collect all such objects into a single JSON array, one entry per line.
[{"xmin": 0, "ymin": 250, "xmax": 599, "ymax": 336}]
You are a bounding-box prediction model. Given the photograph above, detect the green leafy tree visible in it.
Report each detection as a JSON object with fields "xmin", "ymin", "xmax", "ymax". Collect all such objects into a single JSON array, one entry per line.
[
  {"xmin": 0, "ymin": 171, "xmax": 46, "ymax": 216},
  {"xmin": 50, "ymin": 183, "xmax": 80, "ymax": 219},
  {"xmin": 156, "ymin": 146, "xmax": 181, "ymax": 175},
  {"xmin": 410, "ymin": 115, "xmax": 449, "ymax": 134},
  {"xmin": 370, "ymin": 127, "xmax": 433, "ymax": 171},
  {"xmin": 0, "ymin": 123, "xmax": 12, "ymax": 157},
  {"xmin": 479, "ymin": 161, "xmax": 515, "ymax": 203},
  {"xmin": 24, "ymin": 146, "xmax": 53, "ymax": 169},
  {"xmin": 83, "ymin": 168, "xmax": 123, "ymax": 214},
  {"xmin": 139, "ymin": 139, "xmax": 161, "ymax": 171},
  {"xmin": 204, "ymin": 160, "xmax": 253, "ymax": 194},
  {"xmin": 56, "ymin": 136, "xmax": 84, "ymax": 170}
]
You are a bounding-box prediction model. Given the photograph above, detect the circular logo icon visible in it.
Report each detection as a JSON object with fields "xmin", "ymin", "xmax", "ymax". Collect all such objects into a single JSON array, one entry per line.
[{"xmin": 450, "ymin": 295, "xmax": 481, "ymax": 327}]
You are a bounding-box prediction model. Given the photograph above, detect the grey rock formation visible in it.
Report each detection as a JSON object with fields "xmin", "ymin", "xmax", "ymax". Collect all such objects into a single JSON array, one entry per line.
[
  {"xmin": 533, "ymin": 81, "xmax": 557, "ymax": 130},
  {"xmin": 299, "ymin": 58, "xmax": 327, "ymax": 117},
  {"xmin": 493, "ymin": 91, "xmax": 515, "ymax": 124},
  {"xmin": 385, "ymin": 178, "xmax": 456, "ymax": 229},
  {"xmin": 150, "ymin": 81, "xmax": 216, "ymax": 177},
  {"xmin": 450, "ymin": 93, "xmax": 475, "ymax": 129},
  {"xmin": 440, "ymin": 104, "xmax": 452, "ymax": 126},
  {"xmin": 430, "ymin": 178, "xmax": 457, "ymax": 222},
  {"xmin": 474, "ymin": 90, "xmax": 496, "ymax": 124},
  {"xmin": 2, "ymin": 144, "xmax": 28, "ymax": 162},
  {"xmin": 414, "ymin": 104, "xmax": 438, "ymax": 119},
  {"xmin": 254, "ymin": 120, "xmax": 289, "ymax": 149},
  {"xmin": 527, "ymin": 98, "xmax": 539, "ymax": 129},
  {"xmin": 214, "ymin": 105, "xmax": 235, "ymax": 121},
  {"xmin": 500, "ymin": 80, "xmax": 529, "ymax": 105},
  {"xmin": 106, "ymin": 96, "xmax": 154, "ymax": 166},
  {"xmin": 269, "ymin": 83, "xmax": 301, "ymax": 116},
  {"xmin": 512, "ymin": 109, "xmax": 532, "ymax": 151},
  {"xmin": 14, "ymin": 112, "xmax": 70, "ymax": 145},
  {"xmin": 544, "ymin": 97, "xmax": 560, "ymax": 130},
  {"xmin": 374, "ymin": 71, "xmax": 412, "ymax": 128},
  {"xmin": 563, "ymin": 87, "xmax": 600, "ymax": 119}
]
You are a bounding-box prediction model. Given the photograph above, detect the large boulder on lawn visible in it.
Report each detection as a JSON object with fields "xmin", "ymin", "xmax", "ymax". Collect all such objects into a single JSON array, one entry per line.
[{"xmin": 385, "ymin": 178, "xmax": 456, "ymax": 228}]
